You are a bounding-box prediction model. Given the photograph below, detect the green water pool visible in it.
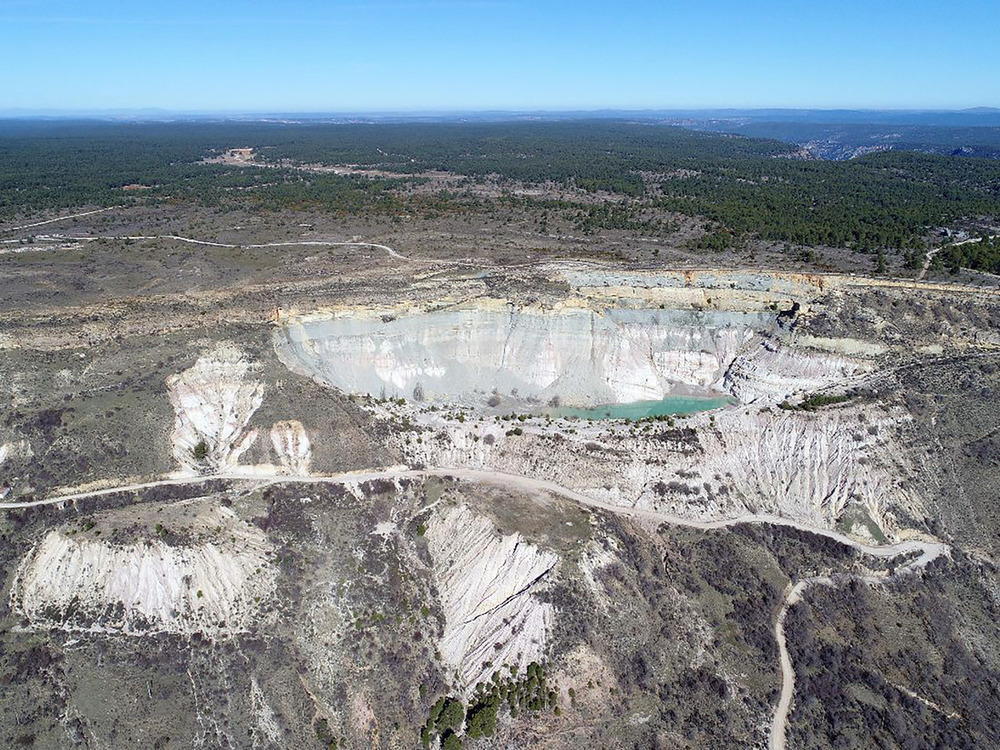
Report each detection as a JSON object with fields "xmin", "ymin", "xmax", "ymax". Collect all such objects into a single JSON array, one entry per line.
[{"xmin": 550, "ymin": 395, "xmax": 734, "ymax": 421}]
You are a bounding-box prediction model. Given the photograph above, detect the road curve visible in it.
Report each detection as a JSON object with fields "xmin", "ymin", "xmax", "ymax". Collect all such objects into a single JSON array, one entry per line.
[
  {"xmin": 0, "ymin": 463, "xmax": 949, "ymax": 749},
  {"xmin": 0, "ymin": 464, "xmax": 950, "ymax": 563},
  {"xmin": 918, "ymin": 234, "xmax": 1000, "ymax": 281}
]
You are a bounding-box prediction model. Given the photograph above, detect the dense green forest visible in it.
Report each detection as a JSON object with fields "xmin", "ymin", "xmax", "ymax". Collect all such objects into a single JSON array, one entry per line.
[
  {"xmin": 696, "ymin": 121, "xmax": 1000, "ymax": 160},
  {"xmin": 0, "ymin": 121, "xmax": 416, "ymax": 217},
  {"xmin": 1, "ymin": 120, "xmax": 998, "ymax": 254},
  {"xmin": 940, "ymin": 234, "xmax": 1000, "ymax": 274},
  {"xmin": 655, "ymin": 152, "xmax": 1000, "ymax": 250}
]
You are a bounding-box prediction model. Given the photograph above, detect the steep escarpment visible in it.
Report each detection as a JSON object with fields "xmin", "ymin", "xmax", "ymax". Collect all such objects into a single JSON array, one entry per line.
[
  {"xmin": 273, "ymin": 273, "xmax": 899, "ymax": 412},
  {"xmin": 275, "ymin": 302, "xmax": 773, "ymax": 407}
]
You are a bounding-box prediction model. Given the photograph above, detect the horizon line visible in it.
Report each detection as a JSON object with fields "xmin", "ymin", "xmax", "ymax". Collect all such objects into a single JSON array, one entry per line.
[{"xmin": 1, "ymin": 105, "xmax": 999, "ymax": 119}]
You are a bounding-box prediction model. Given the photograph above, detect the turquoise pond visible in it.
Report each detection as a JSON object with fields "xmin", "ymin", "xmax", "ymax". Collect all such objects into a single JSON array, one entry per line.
[{"xmin": 550, "ymin": 395, "xmax": 734, "ymax": 421}]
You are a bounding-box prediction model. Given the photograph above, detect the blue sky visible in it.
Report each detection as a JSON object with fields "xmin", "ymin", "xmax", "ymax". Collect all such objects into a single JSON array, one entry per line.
[{"xmin": 0, "ymin": 0, "xmax": 996, "ymax": 112}]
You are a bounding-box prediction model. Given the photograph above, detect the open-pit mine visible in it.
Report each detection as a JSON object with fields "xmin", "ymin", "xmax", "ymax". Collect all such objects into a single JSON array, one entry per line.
[{"xmin": 1, "ymin": 210, "xmax": 999, "ymax": 750}]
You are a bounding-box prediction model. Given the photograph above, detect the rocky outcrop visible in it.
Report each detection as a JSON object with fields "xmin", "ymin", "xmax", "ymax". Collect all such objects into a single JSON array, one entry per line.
[
  {"xmin": 426, "ymin": 504, "xmax": 558, "ymax": 692},
  {"xmin": 167, "ymin": 344, "xmax": 264, "ymax": 473},
  {"xmin": 722, "ymin": 337, "xmax": 867, "ymax": 403},
  {"xmin": 398, "ymin": 404, "xmax": 925, "ymax": 539}
]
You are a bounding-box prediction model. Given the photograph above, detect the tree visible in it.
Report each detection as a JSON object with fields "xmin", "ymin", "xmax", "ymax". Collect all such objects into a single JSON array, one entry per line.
[
  {"xmin": 192, "ymin": 440, "xmax": 208, "ymax": 460},
  {"xmin": 434, "ymin": 698, "xmax": 465, "ymax": 735}
]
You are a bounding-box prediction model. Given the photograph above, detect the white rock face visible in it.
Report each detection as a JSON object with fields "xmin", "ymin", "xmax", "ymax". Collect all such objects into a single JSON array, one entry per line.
[
  {"xmin": 270, "ymin": 420, "xmax": 312, "ymax": 474},
  {"xmin": 578, "ymin": 538, "xmax": 621, "ymax": 607},
  {"xmin": 276, "ymin": 304, "xmax": 771, "ymax": 407},
  {"xmin": 11, "ymin": 506, "xmax": 275, "ymax": 636},
  {"xmin": 635, "ymin": 406, "xmax": 915, "ymax": 528},
  {"xmin": 723, "ymin": 337, "xmax": 867, "ymax": 403},
  {"xmin": 426, "ymin": 505, "xmax": 558, "ymax": 692},
  {"xmin": 167, "ymin": 344, "xmax": 264, "ymax": 473}
]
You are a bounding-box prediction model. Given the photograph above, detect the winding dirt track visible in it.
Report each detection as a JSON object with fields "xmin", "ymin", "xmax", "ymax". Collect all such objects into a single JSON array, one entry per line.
[
  {"xmin": 772, "ymin": 579, "xmax": 816, "ymax": 750},
  {"xmin": 0, "ymin": 464, "xmax": 948, "ymax": 749},
  {"xmin": 62, "ymin": 233, "xmax": 424, "ymax": 262},
  {"xmin": 0, "ymin": 465, "xmax": 949, "ymax": 567},
  {"xmin": 918, "ymin": 234, "xmax": 1000, "ymax": 280},
  {"xmin": 0, "ymin": 206, "xmax": 122, "ymax": 234}
]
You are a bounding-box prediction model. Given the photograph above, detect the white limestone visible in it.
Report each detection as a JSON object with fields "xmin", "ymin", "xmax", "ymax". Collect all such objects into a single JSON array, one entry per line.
[
  {"xmin": 275, "ymin": 303, "xmax": 771, "ymax": 407},
  {"xmin": 723, "ymin": 337, "xmax": 867, "ymax": 403},
  {"xmin": 400, "ymin": 404, "xmax": 925, "ymax": 540},
  {"xmin": 270, "ymin": 420, "xmax": 312, "ymax": 474}
]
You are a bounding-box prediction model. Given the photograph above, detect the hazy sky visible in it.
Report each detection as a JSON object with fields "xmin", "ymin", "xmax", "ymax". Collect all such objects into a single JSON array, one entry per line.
[{"xmin": 1, "ymin": 0, "xmax": 996, "ymax": 112}]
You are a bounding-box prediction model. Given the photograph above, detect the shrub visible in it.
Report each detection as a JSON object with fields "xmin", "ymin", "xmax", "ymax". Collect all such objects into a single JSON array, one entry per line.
[{"xmin": 192, "ymin": 440, "xmax": 208, "ymax": 460}]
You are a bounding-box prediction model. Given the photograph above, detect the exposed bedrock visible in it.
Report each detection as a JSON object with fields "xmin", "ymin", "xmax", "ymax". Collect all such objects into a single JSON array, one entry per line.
[
  {"xmin": 167, "ymin": 343, "xmax": 264, "ymax": 472},
  {"xmin": 275, "ymin": 300, "xmax": 864, "ymax": 407},
  {"xmin": 426, "ymin": 504, "xmax": 557, "ymax": 692},
  {"xmin": 396, "ymin": 404, "xmax": 927, "ymax": 540}
]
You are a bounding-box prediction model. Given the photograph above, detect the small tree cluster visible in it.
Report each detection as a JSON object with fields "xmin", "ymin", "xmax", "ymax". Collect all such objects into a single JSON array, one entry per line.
[{"xmin": 419, "ymin": 663, "xmax": 558, "ymax": 748}]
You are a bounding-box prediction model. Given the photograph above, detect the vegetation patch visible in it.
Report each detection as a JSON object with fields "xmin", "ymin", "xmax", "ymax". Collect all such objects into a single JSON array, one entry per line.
[
  {"xmin": 779, "ymin": 392, "xmax": 855, "ymax": 411},
  {"xmin": 419, "ymin": 662, "xmax": 558, "ymax": 748}
]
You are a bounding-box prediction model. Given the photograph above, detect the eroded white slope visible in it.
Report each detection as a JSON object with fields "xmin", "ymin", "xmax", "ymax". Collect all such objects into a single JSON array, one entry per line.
[
  {"xmin": 270, "ymin": 420, "xmax": 312, "ymax": 474},
  {"xmin": 633, "ymin": 406, "xmax": 914, "ymax": 528},
  {"xmin": 11, "ymin": 505, "xmax": 275, "ymax": 636},
  {"xmin": 426, "ymin": 505, "xmax": 558, "ymax": 691},
  {"xmin": 402, "ymin": 404, "xmax": 923, "ymax": 538},
  {"xmin": 167, "ymin": 344, "xmax": 264, "ymax": 473}
]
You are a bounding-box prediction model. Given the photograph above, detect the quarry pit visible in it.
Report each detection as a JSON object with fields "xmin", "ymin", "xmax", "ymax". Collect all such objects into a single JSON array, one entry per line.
[{"xmin": 273, "ymin": 269, "xmax": 866, "ymax": 417}]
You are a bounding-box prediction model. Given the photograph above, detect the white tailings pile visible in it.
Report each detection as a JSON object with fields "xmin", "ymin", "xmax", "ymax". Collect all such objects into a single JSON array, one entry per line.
[
  {"xmin": 426, "ymin": 505, "xmax": 558, "ymax": 691},
  {"xmin": 167, "ymin": 344, "xmax": 264, "ymax": 473},
  {"xmin": 11, "ymin": 505, "xmax": 276, "ymax": 636},
  {"xmin": 276, "ymin": 303, "xmax": 774, "ymax": 407}
]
